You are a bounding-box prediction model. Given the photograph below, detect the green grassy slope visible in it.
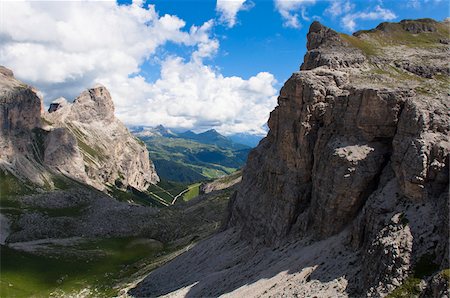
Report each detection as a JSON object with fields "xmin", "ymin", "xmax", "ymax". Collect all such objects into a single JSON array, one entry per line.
[
  {"xmin": 140, "ymin": 135, "xmax": 250, "ymax": 183},
  {"xmin": 0, "ymin": 237, "xmax": 168, "ymax": 297},
  {"xmin": 182, "ymin": 183, "xmax": 201, "ymax": 202}
]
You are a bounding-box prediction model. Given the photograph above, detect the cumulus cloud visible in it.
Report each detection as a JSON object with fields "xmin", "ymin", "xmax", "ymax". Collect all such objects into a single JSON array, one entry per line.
[
  {"xmin": 274, "ymin": 0, "xmax": 316, "ymax": 28},
  {"xmin": 112, "ymin": 57, "xmax": 277, "ymax": 135},
  {"xmin": 341, "ymin": 5, "xmax": 397, "ymax": 31},
  {"xmin": 0, "ymin": 0, "xmax": 277, "ymax": 135},
  {"xmin": 216, "ymin": 0, "xmax": 251, "ymax": 28}
]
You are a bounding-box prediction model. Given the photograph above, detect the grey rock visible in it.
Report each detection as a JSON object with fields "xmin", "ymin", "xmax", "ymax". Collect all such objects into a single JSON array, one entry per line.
[
  {"xmin": 44, "ymin": 84, "xmax": 159, "ymax": 191},
  {"xmin": 0, "ymin": 67, "xmax": 159, "ymax": 192},
  {"xmin": 131, "ymin": 19, "xmax": 450, "ymax": 298}
]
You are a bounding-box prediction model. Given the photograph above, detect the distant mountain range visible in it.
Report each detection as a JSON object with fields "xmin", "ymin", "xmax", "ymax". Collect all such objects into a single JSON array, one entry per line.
[{"xmin": 130, "ymin": 125, "xmax": 254, "ymax": 183}]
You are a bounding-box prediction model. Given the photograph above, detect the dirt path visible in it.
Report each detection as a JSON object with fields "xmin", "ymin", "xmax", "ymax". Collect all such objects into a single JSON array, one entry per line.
[{"xmin": 171, "ymin": 184, "xmax": 198, "ymax": 205}]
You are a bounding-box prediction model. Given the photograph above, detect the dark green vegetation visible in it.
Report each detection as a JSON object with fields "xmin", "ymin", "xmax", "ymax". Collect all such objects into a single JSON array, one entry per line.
[
  {"xmin": 0, "ymin": 237, "xmax": 171, "ymax": 297},
  {"xmin": 0, "ymin": 171, "xmax": 34, "ymax": 203},
  {"xmin": 134, "ymin": 127, "xmax": 250, "ymax": 183},
  {"xmin": 0, "ymin": 182, "xmax": 233, "ymax": 297},
  {"xmin": 106, "ymin": 185, "xmax": 169, "ymax": 207},
  {"xmin": 387, "ymin": 254, "xmax": 440, "ymax": 298}
]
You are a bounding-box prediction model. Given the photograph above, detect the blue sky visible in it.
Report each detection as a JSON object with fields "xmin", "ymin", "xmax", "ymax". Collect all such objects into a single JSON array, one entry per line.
[
  {"xmin": 132, "ymin": 0, "xmax": 450, "ymax": 87},
  {"xmin": 1, "ymin": 0, "xmax": 448, "ymax": 135}
]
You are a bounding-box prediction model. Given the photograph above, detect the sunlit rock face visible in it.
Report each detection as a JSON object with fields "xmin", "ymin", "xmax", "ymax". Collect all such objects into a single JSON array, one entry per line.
[
  {"xmin": 0, "ymin": 66, "xmax": 159, "ymax": 191},
  {"xmin": 44, "ymin": 84, "xmax": 159, "ymax": 191}
]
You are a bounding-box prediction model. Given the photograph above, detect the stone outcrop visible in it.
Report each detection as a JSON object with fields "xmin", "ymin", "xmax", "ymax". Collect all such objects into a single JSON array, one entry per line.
[
  {"xmin": 43, "ymin": 84, "xmax": 159, "ymax": 191},
  {"xmin": 131, "ymin": 19, "xmax": 449, "ymax": 297},
  {"xmin": 43, "ymin": 127, "xmax": 87, "ymax": 182},
  {"xmin": 0, "ymin": 66, "xmax": 51, "ymax": 186},
  {"xmin": 0, "ymin": 67, "xmax": 159, "ymax": 192},
  {"xmin": 199, "ymin": 170, "xmax": 242, "ymax": 194}
]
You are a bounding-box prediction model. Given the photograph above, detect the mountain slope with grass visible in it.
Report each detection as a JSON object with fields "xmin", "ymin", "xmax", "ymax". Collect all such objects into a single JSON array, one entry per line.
[
  {"xmin": 132, "ymin": 126, "xmax": 251, "ymax": 183},
  {"xmin": 130, "ymin": 19, "xmax": 449, "ymax": 298},
  {"xmin": 0, "ymin": 67, "xmax": 237, "ymax": 297}
]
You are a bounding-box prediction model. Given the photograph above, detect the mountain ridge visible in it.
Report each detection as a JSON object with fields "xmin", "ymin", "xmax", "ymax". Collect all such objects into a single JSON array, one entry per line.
[
  {"xmin": 132, "ymin": 125, "xmax": 250, "ymax": 183},
  {"xmin": 130, "ymin": 18, "xmax": 449, "ymax": 297}
]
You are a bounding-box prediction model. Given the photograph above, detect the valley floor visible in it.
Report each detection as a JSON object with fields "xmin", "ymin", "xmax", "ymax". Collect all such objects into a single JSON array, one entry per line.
[{"xmin": 0, "ymin": 181, "xmax": 233, "ymax": 297}]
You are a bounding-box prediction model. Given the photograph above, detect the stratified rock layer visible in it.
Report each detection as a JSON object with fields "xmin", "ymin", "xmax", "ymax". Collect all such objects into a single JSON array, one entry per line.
[{"xmin": 131, "ymin": 19, "xmax": 449, "ymax": 298}]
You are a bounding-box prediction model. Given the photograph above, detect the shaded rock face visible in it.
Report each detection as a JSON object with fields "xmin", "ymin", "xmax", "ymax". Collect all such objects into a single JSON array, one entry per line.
[
  {"xmin": 44, "ymin": 127, "xmax": 87, "ymax": 182},
  {"xmin": 0, "ymin": 66, "xmax": 51, "ymax": 186},
  {"xmin": 44, "ymin": 84, "xmax": 159, "ymax": 191},
  {"xmin": 224, "ymin": 19, "xmax": 449, "ymax": 296},
  {"xmin": 0, "ymin": 67, "xmax": 159, "ymax": 192},
  {"xmin": 0, "ymin": 68, "xmax": 41, "ymax": 135}
]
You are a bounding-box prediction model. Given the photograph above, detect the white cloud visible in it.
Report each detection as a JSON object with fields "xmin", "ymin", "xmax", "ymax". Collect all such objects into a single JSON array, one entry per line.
[
  {"xmin": 407, "ymin": 0, "xmax": 421, "ymax": 8},
  {"xmin": 108, "ymin": 57, "xmax": 278, "ymax": 135},
  {"xmin": 407, "ymin": 0, "xmax": 443, "ymax": 8},
  {"xmin": 216, "ymin": 0, "xmax": 250, "ymax": 28},
  {"xmin": 274, "ymin": 0, "xmax": 316, "ymax": 28},
  {"xmin": 0, "ymin": 0, "xmax": 277, "ymax": 135},
  {"xmin": 341, "ymin": 5, "xmax": 397, "ymax": 31},
  {"xmin": 325, "ymin": 0, "xmax": 354, "ymax": 17}
]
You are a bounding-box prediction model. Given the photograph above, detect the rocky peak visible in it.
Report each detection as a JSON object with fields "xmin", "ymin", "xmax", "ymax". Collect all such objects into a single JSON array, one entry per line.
[
  {"xmin": 0, "ymin": 66, "xmax": 14, "ymax": 78},
  {"xmin": 0, "ymin": 68, "xmax": 159, "ymax": 192},
  {"xmin": 301, "ymin": 22, "xmax": 366, "ymax": 70},
  {"xmin": 153, "ymin": 124, "xmax": 173, "ymax": 136},
  {"xmin": 306, "ymin": 21, "xmax": 342, "ymax": 51},
  {"xmin": 200, "ymin": 129, "xmax": 221, "ymax": 137},
  {"xmin": 70, "ymin": 84, "xmax": 115, "ymax": 123},
  {"xmin": 0, "ymin": 66, "xmax": 41, "ymax": 134},
  {"xmin": 43, "ymin": 84, "xmax": 159, "ymax": 191},
  {"xmin": 48, "ymin": 97, "xmax": 68, "ymax": 113},
  {"xmin": 130, "ymin": 20, "xmax": 448, "ymax": 298}
]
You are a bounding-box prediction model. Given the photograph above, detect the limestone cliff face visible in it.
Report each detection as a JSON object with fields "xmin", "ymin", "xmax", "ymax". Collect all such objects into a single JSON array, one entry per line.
[
  {"xmin": 0, "ymin": 67, "xmax": 159, "ymax": 192},
  {"xmin": 44, "ymin": 85, "xmax": 159, "ymax": 191},
  {"xmin": 129, "ymin": 20, "xmax": 448, "ymax": 298},
  {"xmin": 225, "ymin": 19, "xmax": 449, "ymax": 296},
  {"xmin": 0, "ymin": 66, "xmax": 52, "ymax": 186}
]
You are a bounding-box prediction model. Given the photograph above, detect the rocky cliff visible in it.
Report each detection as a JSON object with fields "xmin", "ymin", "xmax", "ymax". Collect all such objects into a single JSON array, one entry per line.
[
  {"xmin": 0, "ymin": 66, "xmax": 52, "ymax": 186},
  {"xmin": 0, "ymin": 67, "xmax": 159, "ymax": 192},
  {"xmin": 130, "ymin": 19, "xmax": 449, "ymax": 297},
  {"xmin": 44, "ymin": 84, "xmax": 159, "ymax": 191}
]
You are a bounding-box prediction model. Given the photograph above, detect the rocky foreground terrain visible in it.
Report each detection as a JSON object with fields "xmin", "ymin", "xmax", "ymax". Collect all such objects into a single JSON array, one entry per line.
[{"xmin": 130, "ymin": 19, "xmax": 449, "ymax": 297}]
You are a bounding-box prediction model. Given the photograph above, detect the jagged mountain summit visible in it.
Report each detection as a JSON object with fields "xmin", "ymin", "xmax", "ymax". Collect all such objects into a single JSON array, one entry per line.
[
  {"xmin": 130, "ymin": 19, "xmax": 449, "ymax": 297},
  {"xmin": 44, "ymin": 85, "xmax": 159, "ymax": 191},
  {"xmin": 131, "ymin": 124, "xmax": 177, "ymax": 138},
  {"xmin": 0, "ymin": 67, "xmax": 158, "ymax": 192}
]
